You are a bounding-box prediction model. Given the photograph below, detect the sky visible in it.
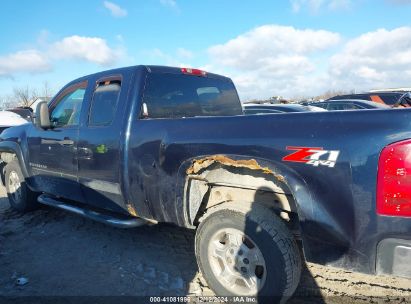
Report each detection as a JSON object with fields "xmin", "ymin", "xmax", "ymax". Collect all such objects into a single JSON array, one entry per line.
[{"xmin": 0, "ymin": 0, "xmax": 411, "ymax": 101}]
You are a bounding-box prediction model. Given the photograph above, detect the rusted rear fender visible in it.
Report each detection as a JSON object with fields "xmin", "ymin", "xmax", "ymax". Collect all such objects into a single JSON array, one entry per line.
[{"xmin": 176, "ymin": 154, "xmax": 352, "ymax": 263}]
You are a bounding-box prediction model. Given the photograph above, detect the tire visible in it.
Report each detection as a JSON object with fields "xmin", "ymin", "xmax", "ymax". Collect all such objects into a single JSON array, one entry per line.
[
  {"xmin": 5, "ymin": 159, "xmax": 38, "ymax": 212},
  {"xmin": 195, "ymin": 202, "xmax": 301, "ymax": 303}
]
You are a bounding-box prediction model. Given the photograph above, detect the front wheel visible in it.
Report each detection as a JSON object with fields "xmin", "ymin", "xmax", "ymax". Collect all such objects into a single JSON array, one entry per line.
[
  {"xmin": 195, "ymin": 202, "xmax": 301, "ymax": 303},
  {"xmin": 5, "ymin": 160, "xmax": 38, "ymax": 212}
]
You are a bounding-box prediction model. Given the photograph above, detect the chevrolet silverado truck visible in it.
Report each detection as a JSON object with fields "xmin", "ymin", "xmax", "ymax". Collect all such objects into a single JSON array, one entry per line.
[{"xmin": 0, "ymin": 65, "xmax": 410, "ymax": 302}]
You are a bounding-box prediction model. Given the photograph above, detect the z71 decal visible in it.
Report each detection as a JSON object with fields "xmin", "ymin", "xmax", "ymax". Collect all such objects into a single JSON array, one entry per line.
[{"xmin": 282, "ymin": 146, "xmax": 340, "ymax": 168}]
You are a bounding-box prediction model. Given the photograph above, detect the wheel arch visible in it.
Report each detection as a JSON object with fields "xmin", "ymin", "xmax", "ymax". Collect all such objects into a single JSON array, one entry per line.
[
  {"xmin": 177, "ymin": 154, "xmax": 354, "ymax": 265},
  {"xmin": 177, "ymin": 154, "xmax": 312, "ymax": 230},
  {"xmin": 0, "ymin": 141, "xmax": 29, "ymax": 178}
]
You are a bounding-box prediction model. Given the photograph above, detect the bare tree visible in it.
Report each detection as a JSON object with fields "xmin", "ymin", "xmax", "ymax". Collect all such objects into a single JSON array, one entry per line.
[
  {"xmin": 13, "ymin": 86, "xmax": 38, "ymax": 107},
  {"xmin": 0, "ymin": 95, "xmax": 7, "ymax": 110},
  {"xmin": 41, "ymin": 81, "xmax": 54, "ymax": 99},
  {"xmin": 0, "ymin": 94, "xmax": 18, "ymax": 109}
]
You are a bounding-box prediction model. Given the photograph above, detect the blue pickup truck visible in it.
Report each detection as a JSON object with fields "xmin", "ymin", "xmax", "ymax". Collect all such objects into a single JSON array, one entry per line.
[{"xmin": 0, "ymin": 65, "xmax": 410, "ymax": 301}]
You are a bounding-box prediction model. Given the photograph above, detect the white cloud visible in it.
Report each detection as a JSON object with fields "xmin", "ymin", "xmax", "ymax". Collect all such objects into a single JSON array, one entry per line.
[
  {"xmin": 116, "ymin": 34, "xmax": 124, "ymax": 43},
  {"xmin": 4, "ymin": 24, "xmax": 411, "ymax": 102},
  {"xmin": 329, "ymin": 27, "xmax": 411, "ymax": 90},
  {"xmin": 144, "ymin": 48, "xmax": 191, "ymax": 67},
  {"xmin": 386, "ymin": 0, "xmax": 411, "ymax": 4},
  {"xmin": 209, "ymin": 25, "xmax": 340, "ymax": 70},
  {"xmin": 177, "ymin": 48, "xmax": 193, "ymax": 59},
  {"xmin": 159, "ymin": 0, "xmax": 180, "ymax": 12},
  {"xmin": 103, "ymin": 1, "xmax": 127, "ymax": 17},
  {"xmin": 0, "ymin": 34, "xmax": 124, "ymax": 77},
  {"xmin": 290, "ymin": 0, "xmax": 351, "ymax": 13},
  {"xmin": 208, "ymin": 25, "xmax": 341, "ymax": 99},
  {"xmin": 207, "ymin": 25, "xmax": 411, "ymax": 100},
  {"xmin": 160, "ymin": 0, "xmax": 177, "ymax": 8},
  {"xmin": 328, "ymin": 0, "xmax": 351, "ymax": 10},
  {"xmin": 0, "ymin": 50, "xmax": 50, "ymax": 77},
  {"xmin": 51, "ymin": 35, "xmax": 119, "ymax": 66}
]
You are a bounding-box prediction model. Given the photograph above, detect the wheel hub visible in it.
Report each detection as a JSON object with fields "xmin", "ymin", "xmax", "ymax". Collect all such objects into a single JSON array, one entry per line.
[{"xmin": 208, "ymin": 227, "xmax": 267, "ymax": 295}]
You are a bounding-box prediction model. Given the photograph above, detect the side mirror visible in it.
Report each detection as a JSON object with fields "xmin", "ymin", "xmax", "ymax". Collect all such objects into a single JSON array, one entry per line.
[{"xmin": 35, "ymin": 101, "xmax": 51, "ymax": 129}]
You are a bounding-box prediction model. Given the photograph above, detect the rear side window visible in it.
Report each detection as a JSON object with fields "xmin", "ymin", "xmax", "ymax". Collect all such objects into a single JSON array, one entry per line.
[
  {"xmin": 142, "ymin": 73, "xmax": 242, "ymax": 119},
  {"xmin": 89, "ymin": 80, "xmax": 121, "ymax": 126}
]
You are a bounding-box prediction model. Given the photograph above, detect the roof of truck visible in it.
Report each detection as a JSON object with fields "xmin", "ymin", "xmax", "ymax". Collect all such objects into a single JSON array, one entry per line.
[{"xmin": 67, "ymin": 65, "xmax": 232, "ymax": 87}]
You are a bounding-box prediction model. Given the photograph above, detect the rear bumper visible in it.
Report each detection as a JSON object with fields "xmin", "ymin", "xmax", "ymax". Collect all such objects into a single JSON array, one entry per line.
[{"xmin": 376, "ymin": 238, "xmax": 411, "ymax": 279}]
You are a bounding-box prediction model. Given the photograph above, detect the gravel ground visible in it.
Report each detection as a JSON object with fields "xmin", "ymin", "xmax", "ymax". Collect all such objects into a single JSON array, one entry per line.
[{"xmin": 0, "ymin": 185, "xmax": 410, "ymax": 303}]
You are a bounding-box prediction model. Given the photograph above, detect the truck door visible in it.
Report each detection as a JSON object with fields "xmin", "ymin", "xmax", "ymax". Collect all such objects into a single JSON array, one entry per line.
[
  {"xmin": 77, "ymin": 76, "xmax": 127, "ymax": 213},
  {"xmin": 27, "ymin": 81, "xmax": 88, "ymax": 202}
]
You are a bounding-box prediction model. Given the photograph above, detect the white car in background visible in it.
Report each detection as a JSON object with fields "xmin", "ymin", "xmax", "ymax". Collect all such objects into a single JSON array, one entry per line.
[{"xmin": 0, "ymin": 111, "xmax": 29, "ymax": 134}]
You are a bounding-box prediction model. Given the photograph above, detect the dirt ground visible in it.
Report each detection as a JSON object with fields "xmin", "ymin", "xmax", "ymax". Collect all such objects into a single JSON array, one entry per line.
[{"xmin": 0, "ymin": 185, "xmax": 410, "ymax": 303}]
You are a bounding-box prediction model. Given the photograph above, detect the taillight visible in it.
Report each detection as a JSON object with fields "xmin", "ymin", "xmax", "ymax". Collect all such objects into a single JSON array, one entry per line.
[
  {"xmin": 377, "ymin": 139, "xmax": 411, "ymax": 217},
  {"xmin": 181, "ymin": 67, "xmax": 206, "ymax": 76}
]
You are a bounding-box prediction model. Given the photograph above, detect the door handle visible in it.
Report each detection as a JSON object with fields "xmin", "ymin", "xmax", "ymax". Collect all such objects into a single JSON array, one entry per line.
[
  {"xmin": 60, "ymin": 137, "xmax": 74, "ymax": 146},
  {"xmin": 78, "ymin": 147, "xmax": 93, "ymax": 159}
]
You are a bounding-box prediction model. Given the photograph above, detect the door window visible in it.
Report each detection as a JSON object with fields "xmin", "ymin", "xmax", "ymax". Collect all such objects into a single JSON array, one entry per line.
[
  {"xmin": 88, "ymin": 79, "xmax": 121, "ymax": 126},
  {"xmin": 328, "ymin": 103, "xmax": 359, "ymax": 111},
  {"xmin": 50, "ymin": 86, "xmax": 86, "ymax": 128}
]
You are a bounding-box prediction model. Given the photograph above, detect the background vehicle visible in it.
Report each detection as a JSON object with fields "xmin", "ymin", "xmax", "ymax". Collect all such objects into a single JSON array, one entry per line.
[
  {"xmin": 243, "ymin": 103, "xmax": 326, "ymax": 115},
  {"xmin": 6, "ymin": 107, "xmax": 34, "ymax": 121},
  {"xmin": 0, "ymin": 111, "xmax": 29, "ymax": 134},
  {"xmin": 2, "ymin": 98, "xmax": 52, "ymax": 123},
  {"xmin": 305, "ymin": 99, "xmax": 390, "ymax": 111},
  {"xmin": 1, "ymin": 65, "xmax": 411, "ymax": 301},
  {"xmin": 327, "ymin": 92, "xmax": 411, "ymax": 107}
]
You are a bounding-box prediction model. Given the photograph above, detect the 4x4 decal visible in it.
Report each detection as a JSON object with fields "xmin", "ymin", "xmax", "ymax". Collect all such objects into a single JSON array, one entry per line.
[{"xmin": 283, "ymin": 146, "xmax": 340, "ymax": 168}]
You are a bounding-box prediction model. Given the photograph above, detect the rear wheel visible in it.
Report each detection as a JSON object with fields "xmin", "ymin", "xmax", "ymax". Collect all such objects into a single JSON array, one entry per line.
[
  {"xmin": 195, "ymin": 202, "xmax": 301, "ymax": 303},
  {"xmin": 5, "ymin": 160, "xmax": 38, "ymax": 212}
]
